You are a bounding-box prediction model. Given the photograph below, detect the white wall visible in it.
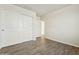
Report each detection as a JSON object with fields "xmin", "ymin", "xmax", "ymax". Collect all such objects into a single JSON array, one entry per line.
[
  {"xmin": 43, "ymin": 5, "xmax": 79, "ymax": 47},
  {"xmin": 35, "ymin": 16, "xmax": 41, "ymax": 37},
  {"xmin": 32, "ymin": 16, "xmax": 42, "ymax": 40}
]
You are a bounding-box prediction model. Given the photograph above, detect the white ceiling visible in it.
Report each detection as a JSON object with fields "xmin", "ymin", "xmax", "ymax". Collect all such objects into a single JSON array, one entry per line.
[{"xmin": 16, "ymin": 4, "xmax": 70, "ymax": 17}]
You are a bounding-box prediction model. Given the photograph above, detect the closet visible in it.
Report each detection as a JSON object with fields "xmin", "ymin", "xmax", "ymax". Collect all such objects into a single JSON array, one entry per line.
[{"xmin": 0, "ymin": 5, "xmax": 34, "ymax": 48}]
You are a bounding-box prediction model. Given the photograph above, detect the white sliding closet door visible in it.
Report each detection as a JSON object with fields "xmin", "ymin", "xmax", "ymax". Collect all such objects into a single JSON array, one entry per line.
[
  {"xmin": 2, "ymin": 11, "xmax": 32, "ymax": 47},
  {"xmin": 19, "ymin": 14, "xmax": 32, "ymax": 42}
]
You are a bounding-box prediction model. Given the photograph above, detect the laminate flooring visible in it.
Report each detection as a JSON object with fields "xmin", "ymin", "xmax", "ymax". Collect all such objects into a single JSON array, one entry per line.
[{"xmin": 0, "ymin": 37, "xmax": 79, "ymax": 55}]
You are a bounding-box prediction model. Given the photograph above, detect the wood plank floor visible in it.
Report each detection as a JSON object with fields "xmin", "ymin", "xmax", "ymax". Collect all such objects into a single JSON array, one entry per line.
[{"xmin": 0, "ymin": 37, "xmax": 79, "ymax": 55}]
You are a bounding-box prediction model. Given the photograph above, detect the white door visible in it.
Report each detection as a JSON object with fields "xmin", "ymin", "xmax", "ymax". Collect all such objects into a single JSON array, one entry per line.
[
  {"xmin": 19, "ymin": 14, "xmax": 32, "ymax": 42},
  {"xmin": 2, "ymin": 11, "xmax": 32, "ymax": 47}
]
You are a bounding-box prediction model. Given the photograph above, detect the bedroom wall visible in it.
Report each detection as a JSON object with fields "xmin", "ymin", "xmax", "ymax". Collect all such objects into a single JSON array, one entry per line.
[
  {"xmin": 32, "ymin": 16, "xmax": 42, "ymax": 40},
  {"xmin": 42, "ymin": 5, "xmax": 79, "ymax": 47}
]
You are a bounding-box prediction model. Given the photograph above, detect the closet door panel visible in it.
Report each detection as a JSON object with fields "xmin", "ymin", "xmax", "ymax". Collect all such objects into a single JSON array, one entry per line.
[
  {"xmin": 21, "ymin": 15, "xmax": 32, "ymax": 41},
  {"xmin": 16, "ymin": 14, "xmax": 32, "ymax": 43},
  {"xmin": 3, "ymin": 11, "xmax": 18, "ymax": 47},
  {"xmin": 3, "ymin": 11, "xmax": 32, "ymax": 47}
]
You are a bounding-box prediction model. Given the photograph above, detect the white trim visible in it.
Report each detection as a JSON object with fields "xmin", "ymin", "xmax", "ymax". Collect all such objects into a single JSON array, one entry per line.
[{"xmin": 45, "ymin": 36, "xmax": 79, "ymax": 48}]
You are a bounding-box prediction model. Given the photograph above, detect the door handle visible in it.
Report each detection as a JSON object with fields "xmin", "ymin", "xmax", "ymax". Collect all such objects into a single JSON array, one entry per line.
[{"xmin": 1, "ymin": 29, "xmax": 5, "ymax": 31}]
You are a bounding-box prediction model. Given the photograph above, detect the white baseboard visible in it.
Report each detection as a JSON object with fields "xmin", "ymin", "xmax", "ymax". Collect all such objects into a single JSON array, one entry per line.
[{"xmin": 45, "ymin": 36, "xmax": 79, "ymax": 48}]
